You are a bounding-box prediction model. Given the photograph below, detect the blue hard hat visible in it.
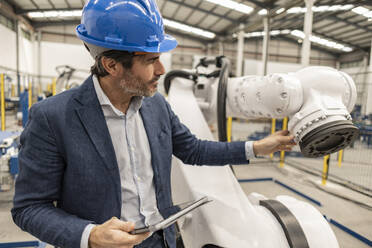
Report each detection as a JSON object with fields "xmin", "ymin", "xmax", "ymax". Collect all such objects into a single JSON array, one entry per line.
[{"xmin": 76, "ymin": 0, "xmax": 178, "ymax": 53}]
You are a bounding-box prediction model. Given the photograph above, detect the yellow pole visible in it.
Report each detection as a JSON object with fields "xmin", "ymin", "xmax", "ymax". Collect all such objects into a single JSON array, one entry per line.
[
  {"xmin": 279, "ymin": 117, "xmax": 288, "ymax": 167},
  {"xmin": 322, "ymin": 154, "xmax": 330, "ymax": 185},
  {"xmin": 270, "ymin": 118, "xmax": 276, "ymax": 159},
  {"xmin": 227, "ymin": 117, "xmax": 233, "ymax": 142},
  {"xmin": 1, "ymin": 74, "xmax": 5, "ymax": 131},
  {"xmin": 52, "ymin": 78, "xmax": 56, "ymax": 96},
  {"xmin": 338, "ymin": 150, "xmax": 343, "ymax": 168},
  {"xmin": 28, "ymin": 82, "xmax": 32, "ymax": 109}
]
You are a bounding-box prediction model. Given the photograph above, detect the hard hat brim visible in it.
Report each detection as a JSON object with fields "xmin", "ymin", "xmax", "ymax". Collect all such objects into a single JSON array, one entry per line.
[{"xmin": 76, "ymin": 25, "xmax": 178, "ymax": 53}]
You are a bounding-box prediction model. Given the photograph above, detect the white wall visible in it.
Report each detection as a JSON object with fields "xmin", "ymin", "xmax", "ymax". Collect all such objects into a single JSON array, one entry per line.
[
  {"xmin": 40, "ymin": 41, "xmax": 93, "ymax": 78},
  {"xmin": 0, "ymin": 25, "xmax": 16, "ymax": 70},
  {"xmin": 244, "ymin": 59, "xmax": 303, "ymax": 76},
  {"xmin": 19, "ymin": 36, "xmax": 35, "ymax": 74}
]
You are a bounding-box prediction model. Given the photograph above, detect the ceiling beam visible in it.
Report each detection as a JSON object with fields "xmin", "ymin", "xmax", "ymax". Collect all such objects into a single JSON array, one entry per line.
[
  {"xmin": 327, "ymin": 16, "xmax": 372, "ymax": 33},
  {"xmin": 352, "ymin": 37, "xmax": 372, "ymax": 45},
  {"xmin": 29, "ymin": 0, "xmax": 40, "ymax": 10},
  {"xmin": 181, "ymin": 0, "xmax": 204, "ymax": 26},
  {"xmin": 343, "ymin": 33, "xmax": 372, "ymax": 43},
  {"xmin": 46, "ymin": 0, "xmax": 56, "ymax": 9},
  {"xmin": 334, "ymin": 28, "xmax": 371, "ymax": 40},
  {"xmin": 64, "ymin": 0, "xmax": 71, "ymax": 9},
  {"xmin": 170, "ymin": 0, "xmax": 184, "ymax": 19}
]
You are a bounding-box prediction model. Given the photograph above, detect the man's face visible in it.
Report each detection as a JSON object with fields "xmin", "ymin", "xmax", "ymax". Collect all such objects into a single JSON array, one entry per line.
[{"xmin": 118, "ymin": 53, "xmax": 165, "ymax": 97}]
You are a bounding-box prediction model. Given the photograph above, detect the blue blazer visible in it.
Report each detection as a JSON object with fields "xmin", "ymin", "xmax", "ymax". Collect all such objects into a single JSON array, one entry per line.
[{"xmin": 12, "ymin": 76, "xmax": 248, "ymax": 248}]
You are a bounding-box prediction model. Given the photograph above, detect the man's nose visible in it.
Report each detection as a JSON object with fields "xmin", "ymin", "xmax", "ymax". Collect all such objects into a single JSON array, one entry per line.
[{"xmin": 155, "ymin": 60, "xmax": 165, "ymax": 76}]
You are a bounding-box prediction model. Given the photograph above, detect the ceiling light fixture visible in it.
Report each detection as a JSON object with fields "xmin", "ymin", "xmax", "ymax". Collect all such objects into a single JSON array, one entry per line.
[
  {"xmin": 28, "ymin": 10, "xmax": 82, "ymax": 18},
  {"xmin": 258, "ymin": 9, "xmax": 267, "ymax": 15},
  {"xmin": 352, "ymin": 6, "xmax": 372, "ymax": 19},
  {"xmin": 204, "ymin": 0, "xmax": 254, "ymax": 14},
  {"xmin": 233, "ymin": 29, "xmax": 353, "ymax": 52},
  {"xmin": 163, "ymin": 19, "xmax": 216, "ymax": 39},
  {"xmin": 290, "ymin": 30, "xmax": 353, "ymax": 52},
  {"xmin": 287, "ymin": 4, "xmax": 354, "ymax": 14},
  {"xmin": 276, "ymin": 8, "xmax": 285, "ymax": 14}
]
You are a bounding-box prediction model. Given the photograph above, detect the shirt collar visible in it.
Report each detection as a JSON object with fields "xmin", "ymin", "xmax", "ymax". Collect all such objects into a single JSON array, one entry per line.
[{"xmin": 92, "ymin": 75, "xmax": 143, "ymax": 117}]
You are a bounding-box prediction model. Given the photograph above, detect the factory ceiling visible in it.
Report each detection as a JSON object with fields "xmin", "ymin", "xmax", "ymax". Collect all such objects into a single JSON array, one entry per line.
[{"xmin": 2, "ymin": 0, "xmax": 372, "ymax": 55}]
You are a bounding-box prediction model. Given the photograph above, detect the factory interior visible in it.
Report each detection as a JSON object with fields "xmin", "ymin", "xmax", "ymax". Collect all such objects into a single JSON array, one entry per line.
[{"xmin": 0, "ymin": 0, "xmax": 372, "ymax": 247}]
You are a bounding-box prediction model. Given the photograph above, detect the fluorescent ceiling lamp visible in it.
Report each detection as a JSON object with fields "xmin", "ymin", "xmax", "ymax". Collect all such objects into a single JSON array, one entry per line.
[
  {"xmin": 242, "ymin": 29, "xmax": 290, "ymax": 38},
  {"xmin": 290, "ymin": 30, "xmax": 353, "ymax": 52},
  {"xmin": 287, "ymin": 4, "xmax": 354, "ymax": 14},
  {"xmin": 258, "ymin": 9, "xmax": 267, "ymax": 15},
  {"xmin": 204, "ymin": 0, "xmax": 253, "ymax": 14},
  {"xmin": 276, "ymin": 8, "xmax": 285, "ymax": 14},
  {"xmin": 163, "ymin": 19, "xmax": 216, "ymax": 39},
  {"xmin": 352, "ymin": 6, "xmax": 372, "ymax": 19},
  {"xmin": 28, "ymin": 10, "xmax": 82, "ymax": 18},
  {"xmin": 233, "ymin": 29, "xmax": 353, "ymax": 52}
]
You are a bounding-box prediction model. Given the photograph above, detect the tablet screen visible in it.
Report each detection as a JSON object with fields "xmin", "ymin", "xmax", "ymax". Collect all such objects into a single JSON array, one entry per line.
[{"xmin": 130, "ymin": 196, "xmax": 212, "ymax": 234}]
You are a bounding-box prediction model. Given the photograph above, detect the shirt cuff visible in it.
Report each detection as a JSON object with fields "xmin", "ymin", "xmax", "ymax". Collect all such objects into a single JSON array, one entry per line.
[
  {"xmin": 81, "ymin": 224, "xmax": 96, "ymax": 248},
  {"xmin": 245, "ymin": 141, "xmax": 255, "ymax": 160}
]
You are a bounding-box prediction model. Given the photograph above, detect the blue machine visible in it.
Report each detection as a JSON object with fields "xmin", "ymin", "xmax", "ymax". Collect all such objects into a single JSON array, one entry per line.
[{"xmin": 19, "ymin": 90, "xmax": 28, "ymax": 128}]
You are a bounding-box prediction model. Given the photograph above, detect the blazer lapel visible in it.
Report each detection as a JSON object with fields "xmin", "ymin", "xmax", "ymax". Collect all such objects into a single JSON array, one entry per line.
[
  {"xmin": 140, "ymin": 100, "xmax": 162, "ymax": 186},
  {"xmin": 74, "ymin": 77, "xmax": 119, "ymax": 173}
]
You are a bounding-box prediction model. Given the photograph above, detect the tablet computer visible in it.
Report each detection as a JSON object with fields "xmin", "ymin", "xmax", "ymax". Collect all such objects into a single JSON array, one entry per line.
[{"xmin": 130, "ymin": 196, "xmax": 212, "ymax": 234}]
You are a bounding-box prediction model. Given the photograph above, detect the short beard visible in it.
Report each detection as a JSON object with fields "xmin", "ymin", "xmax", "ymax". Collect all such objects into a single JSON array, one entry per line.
[{"xmin": 119, "ymin": 70, "xmax": 159, "ymax": 97}]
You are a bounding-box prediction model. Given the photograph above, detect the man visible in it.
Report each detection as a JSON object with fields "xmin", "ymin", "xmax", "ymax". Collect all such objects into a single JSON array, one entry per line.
[{"xmin": 12, "ymin": 0, "xmax": 295, "ymax": 247}]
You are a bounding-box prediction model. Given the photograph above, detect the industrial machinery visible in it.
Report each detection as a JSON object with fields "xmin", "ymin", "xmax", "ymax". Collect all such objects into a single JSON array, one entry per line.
[
  {"xmin": 53, "ymin": 65, "xmax": 84, "ymax": 95},
  {"xmin": 0, "ymin": 132, "xmax": 19, "ymax": 191},
  {"xmin": 166, "ymin": 57, "xmax": 359, "ymax": 247}
]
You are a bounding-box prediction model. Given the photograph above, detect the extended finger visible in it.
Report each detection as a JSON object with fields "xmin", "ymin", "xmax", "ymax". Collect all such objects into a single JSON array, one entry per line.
[
  {"xmin": 274, "ymin": 130, "xmax": 289, "ymax": 136},
  {"xmin": 278, "ymin": 145, "xmax": 294, "ymax": 151},
  {"xmin": 278, "ymin": 135, "xmax": 295, "ymax": 145},
  {"xmin": 110, "ymin": 218, "xmax": 135, "ymax": 232},
  {"xmin": 118, "ymin": 232, "xmax": 150, "ymax": 246}
]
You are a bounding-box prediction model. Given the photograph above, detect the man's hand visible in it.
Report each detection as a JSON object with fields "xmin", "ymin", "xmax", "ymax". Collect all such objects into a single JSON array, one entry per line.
[
  {"xmin": 89, "ymin": 217, "xmax": 150, "ymax": 248},
  {"xmin": 253, "ymin": 130, "xmax": 296, "ymax": 156}
]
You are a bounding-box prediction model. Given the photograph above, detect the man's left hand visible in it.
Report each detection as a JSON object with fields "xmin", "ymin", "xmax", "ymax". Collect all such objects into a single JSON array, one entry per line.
[{"xmin": 253, "ymin": 130, "xmax": 296, "ymax": 156}]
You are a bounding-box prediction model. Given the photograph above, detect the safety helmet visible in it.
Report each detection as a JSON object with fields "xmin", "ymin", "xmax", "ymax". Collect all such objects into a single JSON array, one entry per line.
[{"xmin": 76, "ymin": 0, "xmax": 178, "ymax": 54}]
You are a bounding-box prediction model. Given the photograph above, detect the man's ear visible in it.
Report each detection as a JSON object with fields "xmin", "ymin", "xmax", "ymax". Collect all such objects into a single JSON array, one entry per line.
[{"xmin": 101, "ymin": 57, "xmax": 120, "ymax": 76}]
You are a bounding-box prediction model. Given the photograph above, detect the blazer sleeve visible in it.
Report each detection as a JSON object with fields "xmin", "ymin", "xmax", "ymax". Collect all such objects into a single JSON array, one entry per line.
[
  {"xmin": 164, "ymin": 100, "xmax": 249, "ymax": 166},
  {"xmin": 11, "ymin": 103, "xmax": 93, "ymax": 248}
]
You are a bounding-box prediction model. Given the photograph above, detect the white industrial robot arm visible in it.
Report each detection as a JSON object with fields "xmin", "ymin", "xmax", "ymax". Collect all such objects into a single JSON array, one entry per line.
[
  {"xmin": 172, "ymin": 59, "xmax": 358, "ymax": 158},
  {"xmin": 225, "ymin": 66, "xmax": 358, "ymax": 157}
]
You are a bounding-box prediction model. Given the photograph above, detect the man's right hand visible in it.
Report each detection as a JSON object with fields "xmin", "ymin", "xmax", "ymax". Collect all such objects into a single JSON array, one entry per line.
[{"xmin": 88, "ymin": 217, "xmax": 150, "ymax": 248}]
